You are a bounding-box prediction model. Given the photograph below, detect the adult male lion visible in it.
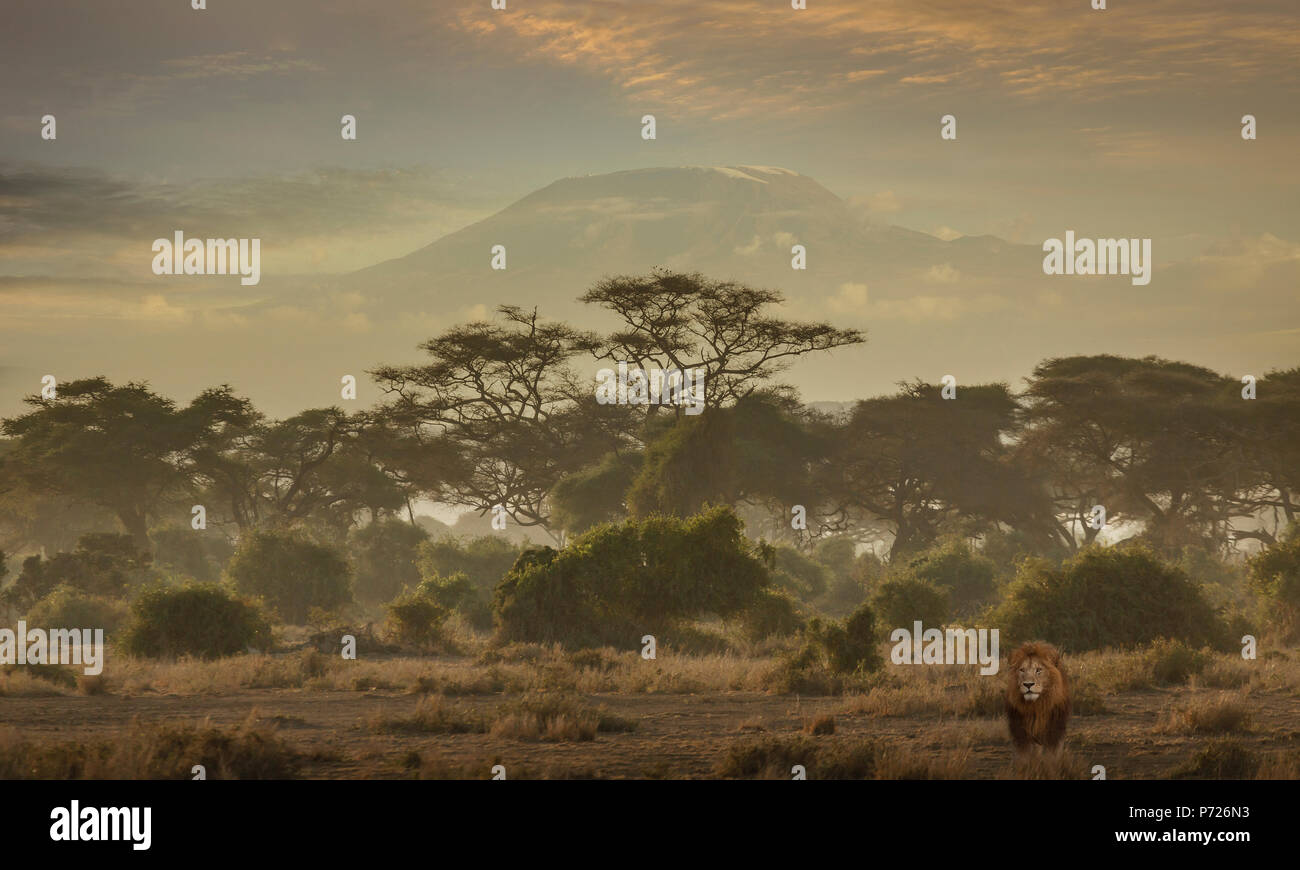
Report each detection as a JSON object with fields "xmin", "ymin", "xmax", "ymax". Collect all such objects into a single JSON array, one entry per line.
[{"xmin": 1005, "ymin": 641, "xmax": 1070, "ymax": 755}]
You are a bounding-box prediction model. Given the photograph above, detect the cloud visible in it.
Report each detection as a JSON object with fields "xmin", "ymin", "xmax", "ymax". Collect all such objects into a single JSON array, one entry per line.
[
  {"xmin": 828, "ymin": 282, "xmax": 870, "ymax": 314},
  {"xmin": 444, "ymin": 0, "xmax": 1300, "ymax": 118},
  {"xmin": 0, "ymin": 163, "xmax": 498, "ymax": 279},
  {"xmin": 826, "ymin": 281, "xmax": 1006, "ymax": 321}
]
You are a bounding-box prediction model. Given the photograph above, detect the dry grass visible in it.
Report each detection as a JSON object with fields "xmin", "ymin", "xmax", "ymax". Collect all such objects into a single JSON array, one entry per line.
[
  {"xmin": 487, "ymin": 694, "xmax": 636, "ymax": 742},
  {"xmin": 803, "ymin": 714, "xmax": 835, "ymax": 735},
  {"xmin": 371, "ymin": 695, "xmax": 487, "ymax": 734},
  {"xmin": 0, "ymin": 667, "xmax": 72, "ymax": 697},
  {"xmin": 713, "ymin": 734, "xmax": 973, "ymax": 779},
  {"xmin": 1170, "ymin": 739, "xmax": 1260, "ymax": 779},
  {"xmin": 0, "ymin": 712, "xmax": 298, "ymax": 779},
  {"xmin": 97, "ymin": 634, "xmax": 1300, "ymax": 707},
  {"xmin": 1158, "ymin": 693, "xmax": 1253, "ymax": 735},
  {"xmin": 371, "ymin": 692, "xmax": 636, "ymax": 742},
  {"xmin": 835, "ymin": 667, "xmax": 1002, "ymax": 719},
  {"xmin": 874, "ymin": 743, "xmax": 972, "ymax": 779},
  {"xmin": 1071, "ymin": 645, "xmax": 1299, "ymax": 697},
  {"xmin": 106, "ymin": 643, "xmax": 782, "ymax": 696},
  {"xmin": 1002, "ymin": 750, "xmax": 1088, "ymax": 780}
]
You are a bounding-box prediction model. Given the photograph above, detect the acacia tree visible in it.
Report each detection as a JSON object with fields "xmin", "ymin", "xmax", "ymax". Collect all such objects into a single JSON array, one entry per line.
[
  {"xmin": 625, "ymin": 392, "xmax": 832, "ymax": 521},
  {"xmin": 371, "ymin": 306, "xmax": 637, "ymax": 538},
  {"xmin": 0, "ymin": 378, "xmax": 252, "ymax": 551},
  {"xmin": 817, "ymin": 381, "xmax": 1051, "ymax": 559},
  {"xmin": 1018, "ymin": 355, "xmax": 1246, "ymax": 554},
  {"xmin": 188, "ymin": 407, "xmax": 415, "ymax": 537},
  {"xmin": 1231, "ymin": 367, "xmax": 1300, "ymax": 546},
  {"xmin": 580, "ymin": 270, "xmax": 865, "ymax": 411},
  {"xmin": 571, "ymin": 271, "xmax": 863, "ymax": 533}
]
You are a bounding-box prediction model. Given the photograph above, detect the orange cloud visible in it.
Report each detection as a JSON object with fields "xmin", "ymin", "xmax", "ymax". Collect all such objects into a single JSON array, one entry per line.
[{"xmin": 444, "ymin": 0, "xmax": 1298, "ymax": 118}]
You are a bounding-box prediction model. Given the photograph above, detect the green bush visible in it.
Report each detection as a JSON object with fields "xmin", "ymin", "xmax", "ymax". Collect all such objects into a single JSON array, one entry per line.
[
  {"xmin": 811, "ymin": 537, "xmax": 880, "ymax": 616},
  {"xmin": 417, "ymin": 534, "xmax": 520, "ymax": 627},
  {"xmin": 493, "ymin": 507, "xmax": 769, "ymax": 648},
  {"xmin": 1176, "ymin": 546, "xmax": 1248, "ymax": 611},
  {"xmin": 121, "ymin": 583, "xmax": 271, "ymax": 659},
  {"xmin": 895, "ymin": 539, "xmax": 995, "ymax": 618},
  {"xmin": 995, "ymin": 546, "xmax": 1230, "ymax": 651},
  {"xmin": 741, "ymin": 587, "xmax": 805, "ymax": 640},
  {"xmin": 870, "ymin": 577, "xmax": 949, "ymax": 632},
  {"xmin": 789, "ymin": 601, "xmax": 883, "ymax": 679},
  {"xmin": 150, "ymin": 526, "xmax": 234, "ymax": 583},
  {"xmin": 414, "ymin": 571, "xmax": 492, "ymax": 630},
  {"xmin": 1145, "ymin": 638, "xmax": 1211, "ymax": 685},
  {"xmin": 550, "ymin": 451, "xmax": 642, "ymax": 535},
  {"xmin": 1247, "ymin": 528, "xmax": 1300, "ymax": 642},
  {"xmin": 0, "ymin": 533, "xmax": 152, "ymax": 612},
  {"xmin": 225, "ymin": 530, "xmax": 352, "ymax": 625},
  {"xmin": 25, "ymin": 584, "xmax": 128, "ymax": 634},
  {"xmin": 385, "ymin": 588, "xmax": 449, "ymax": 651},
  {"xmin": 349, "ymin": 519, "xmax": 428, "ymax": 606},
  {"xmin": 770, "ymin": 546, "xmax": 830, "ymax": 601}
]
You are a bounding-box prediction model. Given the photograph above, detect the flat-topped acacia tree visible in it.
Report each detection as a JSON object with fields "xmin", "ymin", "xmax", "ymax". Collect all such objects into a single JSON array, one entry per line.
[
  {"xmin": 580, "ymin": 269, "xmax": 866, "ymax": 411},
  {"xmin": 370, "ymin": 305, "xmax": 638, "ymax": 540},
  {"xmin": 0, "ymin": 377, "xmax": 254, "ymax": 552}
]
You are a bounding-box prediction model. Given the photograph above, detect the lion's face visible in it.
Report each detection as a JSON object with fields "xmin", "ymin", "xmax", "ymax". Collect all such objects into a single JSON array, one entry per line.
[{"xmin": 1015, "ymin": 656, "xmax": 1052, "ymax": 702}]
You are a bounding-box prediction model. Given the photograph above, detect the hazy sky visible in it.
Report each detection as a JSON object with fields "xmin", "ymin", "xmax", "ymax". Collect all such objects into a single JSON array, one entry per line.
[{"xmin": 1, "ymin": 0, "xmax": 1297, "ymax": 412}]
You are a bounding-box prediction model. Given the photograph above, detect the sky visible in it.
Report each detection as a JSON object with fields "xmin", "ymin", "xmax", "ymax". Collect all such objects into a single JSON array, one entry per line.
[{"xmin": 1, "ymin": 0, "xmax": 1297, "ymax": 413}]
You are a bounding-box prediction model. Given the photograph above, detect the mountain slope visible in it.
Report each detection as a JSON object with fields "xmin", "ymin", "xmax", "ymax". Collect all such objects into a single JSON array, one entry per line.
[{"xmin": 349, "ymin": 165, "xmax": 1028, "ymax": 322}]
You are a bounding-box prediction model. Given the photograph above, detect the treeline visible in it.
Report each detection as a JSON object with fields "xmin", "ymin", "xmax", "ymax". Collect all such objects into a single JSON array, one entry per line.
[
  {"xmin": 0, "ymin": 270, "xmax": 1298, "ymax": 662},
  {"xmin": 2, "ymin": 271, "xmax": 1296, "ymax": 561}
]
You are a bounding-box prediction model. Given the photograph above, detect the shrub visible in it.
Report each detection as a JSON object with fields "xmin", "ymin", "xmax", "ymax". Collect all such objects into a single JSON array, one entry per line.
[
  {"xmin": 1176, "ymin": 546, "xmax": 1248, "ymax": 611},
  {"xmin": 814, "ymin": 537, "xmax": 880, "ymax": 616},
  {"xmin": 895, "ymin": 539, "xmax": 996, "ymax": 618},
  {"xmin": 121, "ymin": 583, "xmax": 271, "ymax": 659},
  {"xmin": 0, "ymin": 533, "xmax": 152, "ymax": 612},
  {"xmin": 415, "ymin": 571, "xmax": 493, "ymax": 630},
  {"xmin": 740, "ymin": 587, "xmax": 805, "ymax": 640},
  {"xmin": 1247, "ymin": 528, "xmax": 1300, "ymax": 642},
  {"xmin": 385, "ymin": 588, "xmax": 448, "ymax": 651},
  {"xmin": 348, "ymin": 519, "xmax": 428, "ymax": 606},
  {"xmin": 791, "ymin": 601, "xmax": 883, "ymax": 678},
  {"xmin": 550, "ymin": 451, "xmax": 642, "ymax": 535},
  {"xmin": 225, "ymin": 530, "xmax": 352, "ymax": 625},
  {"xmin": 1145, "ymin": 637, "xmax": 1211, "ymax": 685},
  {"xmin": 25, "ymin": 584, "xmax": 128, "ymax": 634},
  {"xmin": 770, "ymin": 546, "xmax": 830, "ymax": 600},
  {"xmin": 493, "ymin": 507, "xmax": 769, "ymax": 648},
  {"xmin": 870, "ymin": 576, "xmax": 949, "ymax": 633},
  {"xmin": 150, "ymin": 526, "xmax": 233, "ymax": 583},
  {"xmin": 418, "ymin": 535, "xmax": 520, "ymax": 628},
  {"xmin": 994, "ymin": 547, "xmax": 1230, "ymax": 651}
]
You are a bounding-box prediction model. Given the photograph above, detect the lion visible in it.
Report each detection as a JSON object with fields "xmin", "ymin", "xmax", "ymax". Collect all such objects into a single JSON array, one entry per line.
[{"xmin": 1005, "ymin": 641, "xmax": 1070, "ymax": 756}]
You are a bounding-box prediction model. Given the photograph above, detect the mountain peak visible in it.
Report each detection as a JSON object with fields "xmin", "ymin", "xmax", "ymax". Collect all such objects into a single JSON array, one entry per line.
[{"xmin": 510, "ymin": 164, "xmax": 838, "ymax": 212}]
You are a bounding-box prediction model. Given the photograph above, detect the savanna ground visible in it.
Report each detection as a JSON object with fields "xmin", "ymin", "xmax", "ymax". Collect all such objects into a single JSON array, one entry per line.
[{"xmin": 2, "ymin": 621, "xmax": 1298, "ymax": 780}]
